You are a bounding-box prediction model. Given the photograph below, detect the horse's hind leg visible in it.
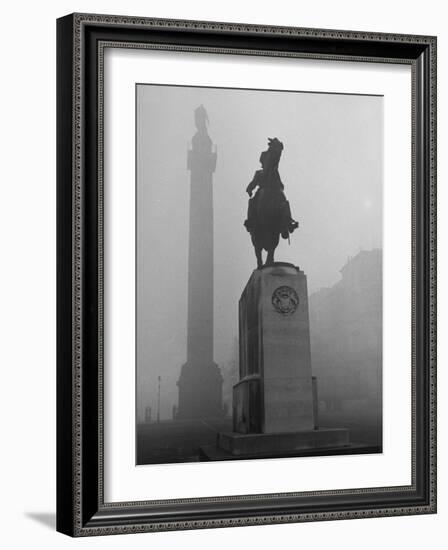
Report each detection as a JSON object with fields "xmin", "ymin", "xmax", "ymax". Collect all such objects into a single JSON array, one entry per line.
[
  {"xmin": 266, "ymin": 248, "xmax": 275, "ymax": 266},
  {"xmin": 255, "ymin": 247, "xmax": 263, "ymax": 269}
]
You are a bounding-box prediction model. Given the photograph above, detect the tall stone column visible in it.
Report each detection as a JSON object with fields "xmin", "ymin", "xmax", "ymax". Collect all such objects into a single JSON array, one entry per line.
[{"xmin": 177, "ymin": 105, "xmax": 223, "ymax": 419}]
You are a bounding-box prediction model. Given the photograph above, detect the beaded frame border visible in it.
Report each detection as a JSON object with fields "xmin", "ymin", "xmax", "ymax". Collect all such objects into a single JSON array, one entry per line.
[{"xmin": 63, "ymin": 13, "xmax": 436, "ymax": 536}]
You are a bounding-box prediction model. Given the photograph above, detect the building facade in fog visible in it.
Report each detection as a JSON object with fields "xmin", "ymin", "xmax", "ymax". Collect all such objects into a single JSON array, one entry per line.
[{"xmin": 309, "ymin": 249, "xmax": 382, "ymax": 443}]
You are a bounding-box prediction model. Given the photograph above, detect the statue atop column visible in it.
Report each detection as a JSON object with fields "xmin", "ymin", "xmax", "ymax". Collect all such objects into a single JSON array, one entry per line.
[{"xmin": 244, "ymin": 138, "xmax": 299, "ymax": 268}]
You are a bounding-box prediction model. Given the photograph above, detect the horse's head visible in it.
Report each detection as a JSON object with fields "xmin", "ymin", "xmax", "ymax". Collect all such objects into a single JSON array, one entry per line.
[
  {"xmin": 259, "ymin": 138, "xmax": 283, "ymax": 171},
  {"xmin": 267, "ymin": 137, "xmax": 283, "ymax": 153}
]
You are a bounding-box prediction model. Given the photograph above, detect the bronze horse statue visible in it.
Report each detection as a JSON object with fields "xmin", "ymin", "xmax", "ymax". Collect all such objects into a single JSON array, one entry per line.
[{"xmin": 244, "ymin": 138, "xmax": 298, "ymax": 268}]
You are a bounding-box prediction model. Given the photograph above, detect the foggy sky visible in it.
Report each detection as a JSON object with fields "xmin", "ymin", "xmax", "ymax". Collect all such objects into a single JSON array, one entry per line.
[{"xmin": 136, "ymin": 84, "xmax": 383, "ymax": 421}]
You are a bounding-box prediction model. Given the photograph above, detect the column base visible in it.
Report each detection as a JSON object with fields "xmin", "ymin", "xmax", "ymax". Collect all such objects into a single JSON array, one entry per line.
[{"xmin": 177, "ymin": 361, "xmax": 224, "ymax": 420}]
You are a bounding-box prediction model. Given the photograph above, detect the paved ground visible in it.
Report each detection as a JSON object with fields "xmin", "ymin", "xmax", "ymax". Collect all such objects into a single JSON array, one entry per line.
[
  {"xmin": 136, "ymin": 416, "xmax": 381, "ymax": 465},
  {"xmin": 318, "ymin": 411, "xmax": 382, "ymax": 447},
  {"xmin": 136, "ymin": 418, "xmax": 233, "ymax": 464}
]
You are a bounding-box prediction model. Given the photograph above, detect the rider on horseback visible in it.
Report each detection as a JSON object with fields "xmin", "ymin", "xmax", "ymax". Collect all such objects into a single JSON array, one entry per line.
[{"xmin": 244, "ymin": 138, "xmax": 298, "ymax": 240}]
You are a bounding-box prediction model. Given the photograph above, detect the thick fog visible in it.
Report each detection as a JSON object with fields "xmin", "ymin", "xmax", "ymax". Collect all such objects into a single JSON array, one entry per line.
[{"xmin": 136, "ymin": 84, "xmax": 383, "ymax": 422}]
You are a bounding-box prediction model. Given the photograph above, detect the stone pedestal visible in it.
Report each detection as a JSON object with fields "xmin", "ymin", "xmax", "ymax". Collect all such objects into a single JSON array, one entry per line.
[
  {"xmin": 177, "ymin": 362, "xmax": 223, "ymax": 419},
  {"xmin": 219, "ymin": 263, "xmax": 349, "ymax": 456},
  {"xmin": 218, "ymin": 428, "xmax": 349, "ymax": 456}
]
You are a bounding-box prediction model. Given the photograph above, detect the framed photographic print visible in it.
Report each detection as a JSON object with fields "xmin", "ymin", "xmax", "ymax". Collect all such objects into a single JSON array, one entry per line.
[{"xmin": 57, "ymin": 13, "xmax": 437, "ymax": 536}]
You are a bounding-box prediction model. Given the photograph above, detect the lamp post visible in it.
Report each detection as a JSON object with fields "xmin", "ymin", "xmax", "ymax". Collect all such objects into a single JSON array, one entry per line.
[{"xmin": 157, "ymin": 375, "xmax": 161, "ymax": 423}]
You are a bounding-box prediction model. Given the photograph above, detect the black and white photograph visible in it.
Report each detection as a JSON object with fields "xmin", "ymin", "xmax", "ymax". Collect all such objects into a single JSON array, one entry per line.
[{"xmin": 135, "ymin": 83, "xmax": 383, "ymax": 465}]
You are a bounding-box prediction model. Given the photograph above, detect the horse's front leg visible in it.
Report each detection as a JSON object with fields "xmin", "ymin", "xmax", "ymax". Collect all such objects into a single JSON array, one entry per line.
[
  {"xmin": 266, "ymin": 248, "xmax": 275, "ymax": 266},
  {"xmin": 255, "ymin": 247, "xmax": 263, "ymax": 269}
]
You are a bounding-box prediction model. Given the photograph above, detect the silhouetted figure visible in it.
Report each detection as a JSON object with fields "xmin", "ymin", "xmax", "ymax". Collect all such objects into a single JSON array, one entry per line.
[{"xmin": 244, "ymin": 138, "xmax": 298, "ymax": 268}]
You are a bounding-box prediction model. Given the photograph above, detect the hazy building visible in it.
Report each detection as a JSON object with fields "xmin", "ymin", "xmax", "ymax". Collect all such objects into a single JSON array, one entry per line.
[{"xmin": 309, "ymin": 249, "xmax": 382, "ymax": 445}]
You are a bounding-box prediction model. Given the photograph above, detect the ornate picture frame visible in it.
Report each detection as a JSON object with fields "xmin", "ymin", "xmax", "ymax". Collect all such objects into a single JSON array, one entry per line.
[{"xmin": 57, "ymin": 13, "xmax": 436, "ymax": 536}]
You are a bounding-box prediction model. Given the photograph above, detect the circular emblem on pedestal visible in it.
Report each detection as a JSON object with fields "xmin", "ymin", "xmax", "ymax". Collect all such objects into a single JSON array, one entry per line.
[{"xmin": 271, "ymin": 286, "xmax": 299, "ymax": 315}]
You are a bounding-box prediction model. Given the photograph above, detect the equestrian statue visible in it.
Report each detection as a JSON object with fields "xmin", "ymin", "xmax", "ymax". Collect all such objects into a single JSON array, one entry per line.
[{"xmin": 244, "ymin": 138, "xmax": 299, "ymax": 268}]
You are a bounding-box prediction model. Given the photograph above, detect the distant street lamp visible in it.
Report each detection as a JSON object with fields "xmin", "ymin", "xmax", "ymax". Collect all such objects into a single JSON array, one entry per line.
[{"xmin": 157, "ymin": 375, "xmax": 161, "ymax": 423}]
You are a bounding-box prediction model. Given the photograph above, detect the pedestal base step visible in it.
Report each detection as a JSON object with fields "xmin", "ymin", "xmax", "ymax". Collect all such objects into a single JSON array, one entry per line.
[{"xmin": 218, "ymin": 428, "xmax": 349, "ymax": 456}]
